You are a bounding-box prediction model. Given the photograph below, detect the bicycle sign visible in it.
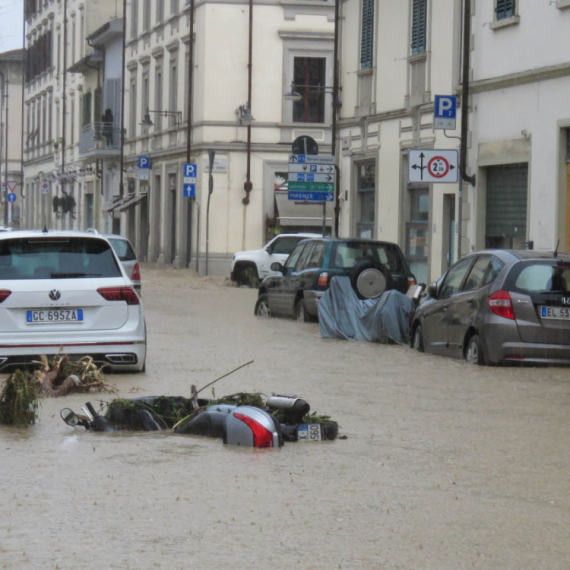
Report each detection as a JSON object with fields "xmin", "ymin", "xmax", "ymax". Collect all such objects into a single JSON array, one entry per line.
[{"xmin": 408, "ymin": 149, "xmax": 458, "ymax": 183}]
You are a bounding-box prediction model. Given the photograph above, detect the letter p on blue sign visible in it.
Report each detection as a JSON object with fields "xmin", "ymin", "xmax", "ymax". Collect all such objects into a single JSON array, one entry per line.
[
  {"xmin": 138, "ymin": 156, "xmax": 150, "ymax": 169},
  {"xmin": 434, "ymin": 95, "xmax": 457, "ymax": 130}
]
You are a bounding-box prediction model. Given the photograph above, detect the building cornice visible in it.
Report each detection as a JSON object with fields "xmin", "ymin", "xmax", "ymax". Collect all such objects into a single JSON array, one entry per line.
[
  {"xmin": 469, "ymin": 61, "xmax": 570, "ymax": 94},
  {"xmin": 278, "ymin": 31, "xmax": 334, "ymax": 41}
]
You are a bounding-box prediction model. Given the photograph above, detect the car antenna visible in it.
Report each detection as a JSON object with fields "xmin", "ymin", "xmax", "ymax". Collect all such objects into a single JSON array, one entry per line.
[
  {"xmin": 42, "ymin": 226, "xmax": 48, "ymax": 234},
  {"xmin": 554, "ymin": 239, "xmax": 560, "ymax": 258}
]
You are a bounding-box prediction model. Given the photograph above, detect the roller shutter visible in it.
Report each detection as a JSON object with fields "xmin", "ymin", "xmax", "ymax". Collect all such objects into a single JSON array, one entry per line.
[{"xmin": 485, "ymin": 163, "xmax": 528, "ymax": 249}]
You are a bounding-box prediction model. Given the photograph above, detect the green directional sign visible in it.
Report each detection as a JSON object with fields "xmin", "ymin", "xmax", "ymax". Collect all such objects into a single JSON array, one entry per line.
[{"xmin": 288, "ymin": 181, "xmax": 334, "ymax": 193}]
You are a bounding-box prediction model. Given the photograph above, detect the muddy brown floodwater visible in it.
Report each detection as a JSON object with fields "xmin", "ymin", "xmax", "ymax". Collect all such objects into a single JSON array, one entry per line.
[{"xmin": 2, "ymin": 264, "xmax": 570, "ymax": 569}]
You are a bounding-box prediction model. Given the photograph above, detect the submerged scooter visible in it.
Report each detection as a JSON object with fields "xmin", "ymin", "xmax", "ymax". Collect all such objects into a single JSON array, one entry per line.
[
  {"xmin": 61, "ymin": 393, "xmax": 339, "ymax": 447},
  {"xmin": 60, "ymin": 402, "xmax": 114, "ymax": 432}
]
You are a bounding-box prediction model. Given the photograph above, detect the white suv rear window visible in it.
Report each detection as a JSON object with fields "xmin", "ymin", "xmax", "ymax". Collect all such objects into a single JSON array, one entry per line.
[{"xmin": 0, "ymin": 237, "xmax": 122, "ymax": 280}]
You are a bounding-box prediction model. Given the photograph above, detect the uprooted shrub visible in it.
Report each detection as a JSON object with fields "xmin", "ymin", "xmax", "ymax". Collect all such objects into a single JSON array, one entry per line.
[{"xmin": 0, "ymin": 370, "xmax": 39, "ymax": 426}]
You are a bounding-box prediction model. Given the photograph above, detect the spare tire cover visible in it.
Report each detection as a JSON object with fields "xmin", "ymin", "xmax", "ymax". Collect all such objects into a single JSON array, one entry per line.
[{"xmin": 356, "ymin": 268, "xmax": 387, "ymax": 298}]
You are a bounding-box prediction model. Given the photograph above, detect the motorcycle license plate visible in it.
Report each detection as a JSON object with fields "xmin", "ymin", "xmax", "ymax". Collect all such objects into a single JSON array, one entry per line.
[
  {"xmin": 297, "ymin": 424, "xmax": 322, "ymax": 442},
  {"xmin": 26, "ymin": 309, "xmax": 84, "ymax": 324}
]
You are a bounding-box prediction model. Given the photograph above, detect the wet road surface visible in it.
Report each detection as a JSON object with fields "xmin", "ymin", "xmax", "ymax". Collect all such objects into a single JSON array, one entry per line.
[{"xmin": 2, "ymin": 265, "xmax": 570, "ymax": 569}]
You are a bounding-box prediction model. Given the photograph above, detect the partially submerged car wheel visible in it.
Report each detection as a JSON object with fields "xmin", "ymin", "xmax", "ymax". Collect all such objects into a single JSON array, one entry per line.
[
  {"xmin": 465, "ymin": 335, "xmax": 485, "ymax": 365},
  {"xmin": 350, "ymin": 260, "xmax": 394, "ymax": 299},
  {"xmin": 295, "ymin": 298, "xmax": 311, "ymax": 323},
  {"xmin": 412, "ymin": 324, "xmax": 425, "ymax": 352},
  {"xmin": 254, "ymin": 294, "xmax": 271, "ymax": 317}
]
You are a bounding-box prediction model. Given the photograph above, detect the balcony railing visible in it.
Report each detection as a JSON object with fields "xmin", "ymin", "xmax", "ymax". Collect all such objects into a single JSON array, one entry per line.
[{"xmin": 79, "ymin": 122, "xmax": 122, "ymax": 157}]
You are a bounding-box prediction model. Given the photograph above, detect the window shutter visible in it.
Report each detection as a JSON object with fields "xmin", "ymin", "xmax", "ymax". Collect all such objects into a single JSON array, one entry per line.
[
  {"xmin": 496, "ymin": 0, "xmax": 515, "ymax": 20},
  {"xmin": 411, "ymin": 0, "xmax": 427, "ymax": 56},
  {"xmin": 360, "ymin": 0, "xmax": 374, "ymax": 69}
]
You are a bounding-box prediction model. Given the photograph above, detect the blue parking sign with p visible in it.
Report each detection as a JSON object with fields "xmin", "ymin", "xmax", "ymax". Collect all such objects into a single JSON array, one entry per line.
[
  {"xmin": 138, "ymin": 156, "xmax": 150, "ymax": 169},
  {"xmin": 184, "ymin": 164, "xmax": 197, "ymax": 178}
]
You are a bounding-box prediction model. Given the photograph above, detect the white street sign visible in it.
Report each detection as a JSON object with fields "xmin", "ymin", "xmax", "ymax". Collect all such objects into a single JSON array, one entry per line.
[
  {"xmin": 408, "ymin": 149, "xmax": 458, "ymax": 183},
  {"xmin": 289, "ymin": 154, "xmax": 335, "ymax": 165},
  {"xmin": 138, "ymin": 169, "xmax": 150, "ymax": 181},
  {"xmin": 288, "ymin": 163, "xmax": 335, "ymax": 174}
]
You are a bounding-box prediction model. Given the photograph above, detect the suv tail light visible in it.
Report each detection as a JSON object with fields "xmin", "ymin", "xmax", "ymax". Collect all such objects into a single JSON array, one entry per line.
[
  {"xmin": 132, "ymin": 263, "xmax": 141, "ymax": 281},
  {"xmin": 97, "ymin": 287, "xmax": 140, "ymax": 305},
  {"xmin": 488, "ymin": 290, "xmax": 514, "ymax": 320},
  {"xmin": 0, "ymin": 290, "xmax": 11, "ymax": 303},
  {"xmin": 317, "ymin": 272, "xmax": 329, "ymax": 288},
  {"xmin": 233, "ymin": 412, "xmax": 275, "ymax": 448}
]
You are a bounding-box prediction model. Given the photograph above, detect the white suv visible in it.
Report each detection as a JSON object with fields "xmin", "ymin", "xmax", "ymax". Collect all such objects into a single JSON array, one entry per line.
[
  {"xmin": 231, "ymin": 233, "xmax": 321, "ymax": 286},
  {"xmin": 0, "ymin": 230, "xmax": 146, "ymax": 372}
]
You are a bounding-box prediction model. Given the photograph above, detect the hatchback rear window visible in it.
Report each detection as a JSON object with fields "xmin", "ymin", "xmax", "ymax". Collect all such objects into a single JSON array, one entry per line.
[
  {"xmin": 506, "ymin": 261, "xmax": 570, "ymax": 293},
  {"xmin": 332, "ymin": 242, "xmax": 404, "ymax": 272},
  {"xmin": 108, "ymin": 238, "xmax": 137, "ymax": 262},
  {"xmin": 0, "ymin": 237, "xmax": 122, "ymax": 280}
]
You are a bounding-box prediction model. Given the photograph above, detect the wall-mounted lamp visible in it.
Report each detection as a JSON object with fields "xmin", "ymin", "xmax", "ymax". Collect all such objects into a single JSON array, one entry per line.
[
  {"xmin": 140, "ymin": 108, "xmax": 183, "ymax": 127},
  {"xmin": 283, "ymin": 82, "xmax": 342, "ymax": 109},
  {"xmin": 237, "ymin": 103, "xmax": 255, "ymax": 126},
  {"xmin": 283, "ymin": 83, "xmax": 303, "ymax": 102}
]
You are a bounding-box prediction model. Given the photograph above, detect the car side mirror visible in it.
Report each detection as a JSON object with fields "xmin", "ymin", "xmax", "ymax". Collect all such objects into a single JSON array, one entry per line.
[
  {"xmin": 265, "ymin": 245, "xmax": 273, "ymax": 254},
  {"xmin": 427, "ymin": 282, "xmax": 438, "ymax": 298},
  {"xmin": 270, "ymin": 262, "xmax": 284, "ymax": 273}
]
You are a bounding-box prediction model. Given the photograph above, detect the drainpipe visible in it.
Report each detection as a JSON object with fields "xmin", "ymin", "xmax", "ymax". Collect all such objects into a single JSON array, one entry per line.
[
  {"xmin": 0, "ymin": 70, "xmax": 4, "ymax": 225},
  {"xmin": 459, "ymin": 0, "xmax": 476, "ymax": 257},
  {"xmin": 332, "ymin": 0, "xmax": 340, "ymax": 237},
  {"xmin": 119, "ymin": 0, "xmax": 127, "ymax": 200},
  {"xmin": 242, "ymin": 0, "xmax": 253, "ymax": 205},
  {"xmin": 4, "ymin": 76, "xmax": 8, "ymax": 226},
  {"xmin": 20, "ymin": 22, "xmax": 26, "ymax": 205},
  {"xmin": 186, "ymin": 0, "xmax": 195, "ymax": 267}
]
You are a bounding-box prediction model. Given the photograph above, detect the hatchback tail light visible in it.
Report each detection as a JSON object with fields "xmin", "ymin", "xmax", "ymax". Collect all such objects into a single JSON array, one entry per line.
[
  {"xmin": 233, "ymin": 412, "xmax": 275, "ymax": 448},
  {"xmin": 0, "ymin": 290, "xmax": 11, "ymax": 303},
  {"xmin": 97, "ymin": 287, "xmax": 140, "ymax": 305},
  {"xmin": 317, "ymin": 272, "xmax": 329, "ymax": 288},
  {"xmin": 488, "ymin": 290, "xmax": 514, "ymax": 320},
  {"xmin": 131, "ymin": 263, "xmax": 141, "ymax": 281}
]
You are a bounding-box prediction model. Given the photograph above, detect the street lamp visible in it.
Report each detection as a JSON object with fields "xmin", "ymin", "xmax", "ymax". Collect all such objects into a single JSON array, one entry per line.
[{"xmin": 140, "ymin": 108, "xmax": 183, "ymax": 127}]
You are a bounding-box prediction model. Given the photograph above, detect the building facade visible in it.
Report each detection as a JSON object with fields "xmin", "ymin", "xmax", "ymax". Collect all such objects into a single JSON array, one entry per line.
[
  {"xmin": 338, "ymin": 0, "xmax": 570, "ymax": 284},
  {"xmin": 468, "ymin": 0, "xmax": 570, "ymax": 255},
  {"xmin": 121, "ymin": 0, "xmax": 335, "ymax": 272},
  {"xmin": 0, "ymin": 49, "xmax": 24, "ymax": 228},
  {"xmin": 22, "ymin": 0, "xmax": 336, "ymax": 274},
  {"xmin": 338, "ymin": 0, "xmax": 463, "ymax": 284},
  {"xmin": 22, "ymin": 0, "xmax": 125, "ymax": 233}
]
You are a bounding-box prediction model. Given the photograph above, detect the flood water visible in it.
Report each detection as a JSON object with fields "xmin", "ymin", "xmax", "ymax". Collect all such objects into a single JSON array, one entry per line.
[{"xmin": 2, "ymin": 265, "xmax": 570, "ymax": 569}]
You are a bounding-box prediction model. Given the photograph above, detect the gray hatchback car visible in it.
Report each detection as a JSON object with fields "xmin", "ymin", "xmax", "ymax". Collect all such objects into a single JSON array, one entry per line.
[{"xmin": 410, "ymin": 249, "xmax": 570, "ymax": 365}]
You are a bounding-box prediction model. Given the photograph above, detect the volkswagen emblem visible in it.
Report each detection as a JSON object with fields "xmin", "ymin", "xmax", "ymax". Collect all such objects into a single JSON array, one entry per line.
[
  {"xmin": 49, "ymin": 289, "xmax": 61, "ymax": 301},
  {"xmin": 563, "ymin": 297, "xmax": 570, "ymax": 306}
]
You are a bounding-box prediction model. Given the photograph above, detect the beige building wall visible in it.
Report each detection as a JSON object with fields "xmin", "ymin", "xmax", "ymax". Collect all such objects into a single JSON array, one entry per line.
[{"xmin": 0, "ymin": 49, "xmax": 24, "ymax": 227}]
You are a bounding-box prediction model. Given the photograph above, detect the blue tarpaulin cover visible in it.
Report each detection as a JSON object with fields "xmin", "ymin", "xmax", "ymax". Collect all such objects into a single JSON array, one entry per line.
[{"xmin": 318, "ymin": 276, "xmax": 414, "ymax": 344}]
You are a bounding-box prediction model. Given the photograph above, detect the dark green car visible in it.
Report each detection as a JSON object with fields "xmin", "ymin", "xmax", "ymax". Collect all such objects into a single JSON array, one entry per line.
[{"xmin": 254, "ymin": 238, "xmax": 416, "ymax": 321}]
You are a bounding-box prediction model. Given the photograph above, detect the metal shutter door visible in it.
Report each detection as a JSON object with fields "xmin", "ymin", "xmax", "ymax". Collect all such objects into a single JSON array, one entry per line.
[{"xmin": 485, "ymin": 163, "xmax": 528, "ymax": 249}]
